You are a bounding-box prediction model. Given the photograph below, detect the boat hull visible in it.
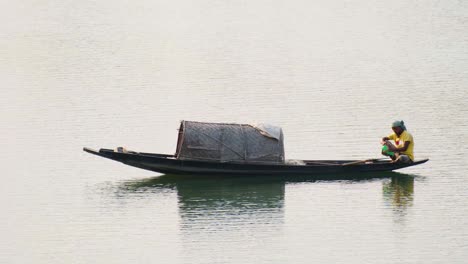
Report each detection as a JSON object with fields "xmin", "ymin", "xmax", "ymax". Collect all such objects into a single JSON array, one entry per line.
[{"xmin": 83, "ymin": 148, "xmax": 429, "ymax": 176}]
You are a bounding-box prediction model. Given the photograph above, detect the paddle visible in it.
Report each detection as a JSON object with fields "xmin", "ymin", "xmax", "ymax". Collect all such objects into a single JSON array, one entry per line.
[{"xmin": 341, "ymin": 158, "xmax": 388, "ymax": 166}]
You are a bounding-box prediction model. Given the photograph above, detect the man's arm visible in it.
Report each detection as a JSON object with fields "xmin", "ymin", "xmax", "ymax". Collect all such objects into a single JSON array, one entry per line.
[{"xmin": 382, "ymin": 133, "xmax": 396, "ymax": 142}]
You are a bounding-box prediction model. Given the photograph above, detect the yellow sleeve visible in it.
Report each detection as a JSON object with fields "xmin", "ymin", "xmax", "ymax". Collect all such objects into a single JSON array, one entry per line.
[{"xmin": 387, "ymin": 133, "xmax": 396, "ymax": 140}]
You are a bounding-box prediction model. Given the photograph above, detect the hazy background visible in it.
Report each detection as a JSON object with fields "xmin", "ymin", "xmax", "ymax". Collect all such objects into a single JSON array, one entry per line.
[{"xmin": 1, "ymin": 0, "xmax": 467, "ymax": 263}]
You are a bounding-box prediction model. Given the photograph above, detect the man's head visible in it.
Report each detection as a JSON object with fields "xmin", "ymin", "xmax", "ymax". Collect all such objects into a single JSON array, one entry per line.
[{"xmin": 391, "ymin": 120, "xmax": 406, "ymax": 135}]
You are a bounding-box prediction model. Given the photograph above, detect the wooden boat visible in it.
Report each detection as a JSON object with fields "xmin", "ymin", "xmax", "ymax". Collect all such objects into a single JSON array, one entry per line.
[
  {"xmin": 83, "ymin": 148, "xmax": 428, "ymax": 176},
  {"xmin": 83, "ymin": 121, "xmax": 428, "ymax": 176}
]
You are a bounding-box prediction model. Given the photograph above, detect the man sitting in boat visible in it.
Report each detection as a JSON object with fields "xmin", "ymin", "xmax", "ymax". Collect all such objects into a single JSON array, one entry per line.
[{"xmin": 381, "ymin": 120, "xmax": 414, "ymax": 163}]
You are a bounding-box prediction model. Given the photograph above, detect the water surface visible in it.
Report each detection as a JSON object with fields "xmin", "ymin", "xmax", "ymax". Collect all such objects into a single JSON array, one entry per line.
[{"xmin": 1, "ymin": 0, "xmax": 467, "ymax": 263}]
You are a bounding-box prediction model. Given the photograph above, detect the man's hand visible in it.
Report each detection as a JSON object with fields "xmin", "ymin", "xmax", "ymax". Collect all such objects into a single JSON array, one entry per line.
[
  {"xmin": 384, "ymin": 141, "xmax": 398, "ymax": 152},
  {"xmin": 381, "ymin": 137, "xmax": 389, "ymax": 145}
]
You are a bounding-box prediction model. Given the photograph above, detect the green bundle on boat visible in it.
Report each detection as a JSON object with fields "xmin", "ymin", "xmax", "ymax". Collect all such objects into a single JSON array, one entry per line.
[{"xmin": 381, "ymin": 145, "xmax": 395, "ymax": 158}]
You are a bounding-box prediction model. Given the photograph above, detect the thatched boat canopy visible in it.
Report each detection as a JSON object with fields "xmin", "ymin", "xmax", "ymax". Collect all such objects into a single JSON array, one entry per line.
[{"xmin": 175, "ymin": 121, "xmax": 285, "ymax": 163}]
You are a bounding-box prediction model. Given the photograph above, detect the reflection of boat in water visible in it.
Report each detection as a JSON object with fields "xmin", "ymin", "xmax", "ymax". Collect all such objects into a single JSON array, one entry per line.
[
  {"xmin": 383, "ymin": 174, "xmax": 415, "ymax": 208},
  {"xmin": 120, "ymin": 172, "xmax": 408, "ymax": 214},
  {"xmin": 122, "ymin": 172, "xmax": 403, "ymax": 191},
  {"xmin": 122, "ymin": 175, "xmax": 286, "ymax": 213},
  {"xmin": 120, "ymin": 175, "xmax": 288, "ymax": 230},
  {"xmin": 84, "ymin": 121, "xmax": 428, "ymax": 177},
  {"xmin": 118, "ymin": 172, "xmax": 418, "ymax": 233}
]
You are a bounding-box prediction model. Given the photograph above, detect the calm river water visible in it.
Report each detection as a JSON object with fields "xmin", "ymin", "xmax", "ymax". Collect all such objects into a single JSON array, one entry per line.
[{"xmin": 1, "ymin": 0, "xmax": 468, "ymax": 263}]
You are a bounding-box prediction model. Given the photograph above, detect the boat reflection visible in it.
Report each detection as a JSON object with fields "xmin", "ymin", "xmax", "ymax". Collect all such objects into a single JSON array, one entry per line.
[
  {"xmin": 112, "ymin": 172, "xmax": 419, "ymax": 246},
  {"xmin": 123, "ymin": 175, "xmax": 287, "ymax": 226},
  {"xmin": 382, "ymin": 173, "xmax": 416, "ymax": 222},
  {"xmin": 120, "ymin": 172, "xmax": 407, "ymax": 223}
]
